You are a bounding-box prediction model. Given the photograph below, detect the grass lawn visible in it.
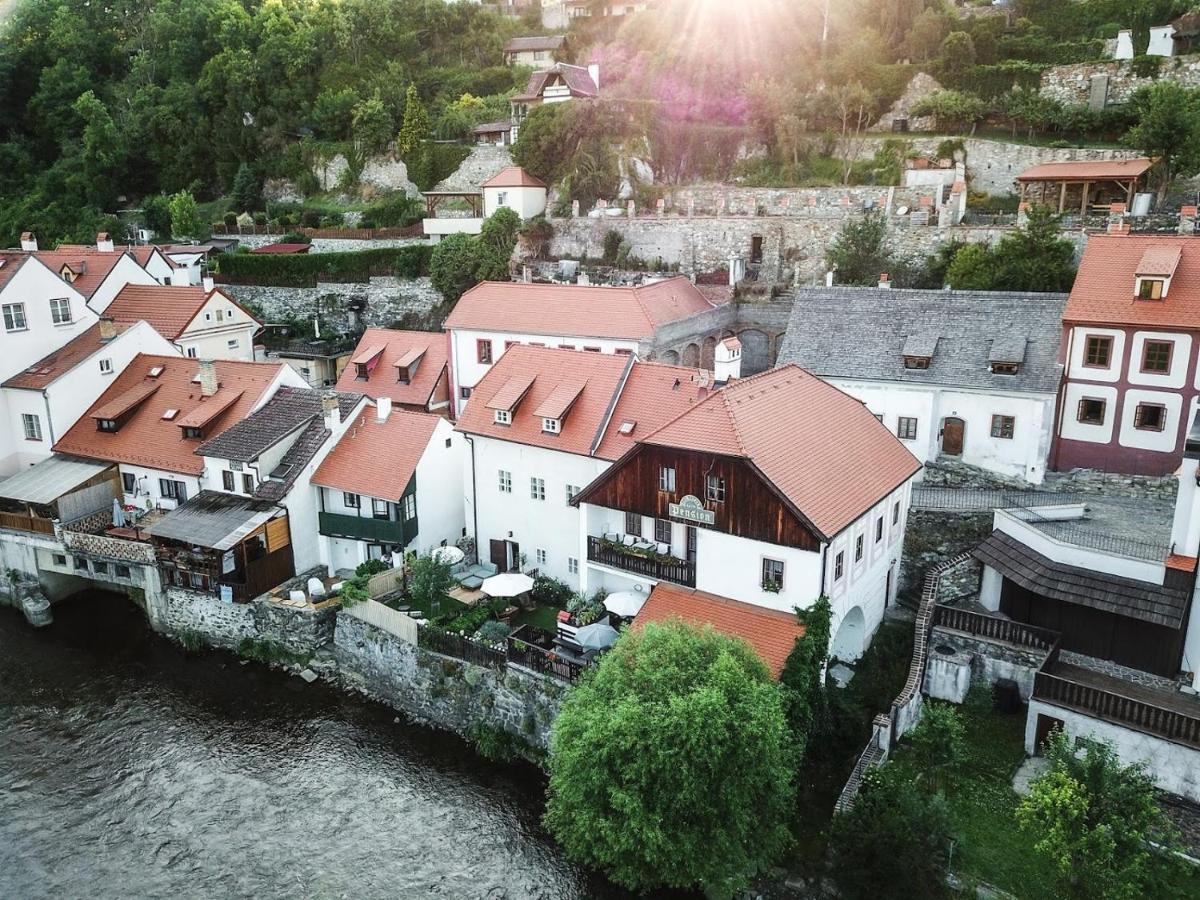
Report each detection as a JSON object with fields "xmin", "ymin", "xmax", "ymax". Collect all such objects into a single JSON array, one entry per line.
[
  {"xmin": 383, "ymin": 592, "xmax": 465, "ymax": 621},
  {"xmin": 511, "ymin": 603, "xmax": 564, "ymax": 632},
  {"xmin": 889, "ymin": 695, "xmax": 1200, "ymax": 898}
]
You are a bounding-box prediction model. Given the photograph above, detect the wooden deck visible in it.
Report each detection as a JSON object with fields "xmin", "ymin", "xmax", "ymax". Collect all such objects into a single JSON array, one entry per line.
[{"xmin": 448, "ymin": 585, "xmax": 486, "ymax": 607}]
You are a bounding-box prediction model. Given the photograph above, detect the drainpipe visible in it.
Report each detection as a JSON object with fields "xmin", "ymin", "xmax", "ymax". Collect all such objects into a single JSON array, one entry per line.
[
  {"xmin": 41, "ymin": 389, "xmax": 57, "ymax": 446},
  {"xmin": 464, "ymin": 433, "xmax": 479, "ymax": 561}
]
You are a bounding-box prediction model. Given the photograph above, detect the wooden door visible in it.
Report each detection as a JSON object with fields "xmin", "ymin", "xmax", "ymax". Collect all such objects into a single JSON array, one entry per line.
[
  {"xmin": 509, "ymin": 541, "xmax": 520, "ymax": 572},
  {"xmin": 490, "ymin": 539, "xmax": 507, "ymax": 571},
  {"xmin": 1034, "ymin": 714, "xmax": 1063, "ymax": 753},
  {"xmin": 941, "ymin": 417, "xmax": 965, "ymax": 456}
]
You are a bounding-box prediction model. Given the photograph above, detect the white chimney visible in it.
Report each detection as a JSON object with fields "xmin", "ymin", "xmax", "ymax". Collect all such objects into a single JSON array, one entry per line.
[
  {"xmin": 322, "ymin": 392, "xmax": 341, "ymax": 430},
  {"xmin": 169, "ymin": 267, "xmax": 190, "ymax": 287},
  {"xmin": 20, "ymin": 232, "xmax": 37, "ymax": 252},
  {"xmin": 587, "ymin": 62, "xmax": 601, "ymax": 91},
  {"xmin": 878, "ymin": 273, "xmax": 892, "ymax": 289},
  {"xmin": 376, "ymin": 396, "xmax": 392, "ymax": 422},
  {"xmin": 714, "ymin": 337, "xmax": 742, "ymax": 383},
  {"xmin": 96, "ymin": 232, "xmax": 114, "ymax": 252},
  {"xmin": 1171, "ymin": 413, "xmax": 1200, "ymax": 557},
  {"xmin": 202, "ymin": 275, "xmax": 214, "ymax": 292},
  {"xmin": 825, "ymin": 269, "xmax": 835, "ymax": 287},
  {"xmin": 197, "ymin": 359, "xmax": 219, "ymax": 397}
]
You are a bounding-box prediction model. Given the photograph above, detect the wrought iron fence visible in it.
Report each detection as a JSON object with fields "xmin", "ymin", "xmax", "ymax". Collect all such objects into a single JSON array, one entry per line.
[
  {"xmin": 1005, "ymin": 506, "xmax": 1169, "ymax": 562},
  {"xmin": 417, "ymin": 625, "xmax": 506, "ymax": 670},
  {"xmin": 912, "ymin": 487, "xmax": 1083, "ymax": 513}
]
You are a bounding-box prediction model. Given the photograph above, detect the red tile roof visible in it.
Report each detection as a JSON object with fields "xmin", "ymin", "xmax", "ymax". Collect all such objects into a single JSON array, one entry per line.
[
  {"xmin": 250, "ymin": 243, "xmax": 312, "ymax": 255},
  {"xmin": 481, "ymin": 167, "xmax": 547, "ymax": 189},
  {"xmin": 3, "ymin": 321, "xmax": 134, "ymax": 390},
  {"xmin": 312, "ymin": 406, "xmax": 441, "ymax": 501},
  {"xmin": 54, "ymin": 355, "xmax": 286, "ymax": 475},
  {"xmin": 456, "ymin": 345, "xmax": 712, "ymax": 460},
  {"xmin": 334, "ymin": 329, "xmax": 449, "ymax": 409},
  {"xmin": 445, "ymin": 277, "xmax": 716, "ymax": 340},
  {"xmin": 1016, "ymin": 158, "xmax": 1154, "ymax": 182},
  {"xmin": 34, "ymin": 249, "xmax": 127, "ymax": 299},
  {"xmin": 106, "ymin": 284, "xmax": 259, "ymax": 340},
  {"xmin": 1135, "ymin": 245, "xmax": 1182, "ymax": 276},
  {"xmin": 633, "ymin": 584, "xmax": 805, "ymax": 679},
  {"xmin": 1066, "ymin": 235, "xmax": 1200, "ymax": 330},
  {"xmin": 513, "ymin": 63, "xmax": 598, "ymax": 101},
  {"xmin": 639, "ymin": 365, "xmax": 922, "ymax": 538}
]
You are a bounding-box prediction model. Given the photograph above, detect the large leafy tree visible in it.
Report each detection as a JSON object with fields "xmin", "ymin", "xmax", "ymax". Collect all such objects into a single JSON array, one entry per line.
[
  {"xmin": 1124, "ymin": 81, "xmax": 1200, "ymax": 201},
  {"xmin": 544, "ymin": 620, "xmax": 797, "ymax": 895},
  {"xmin": 945, "ymin": 205, "xmax": 1076, "ymax": 292},
  {"xmin": 826, "ymin": 212, "xmax": 897, "ymax": 286},
  {"xmin": 1017, "ymin": 731, "xmax": 1182, "ymax": 899}
]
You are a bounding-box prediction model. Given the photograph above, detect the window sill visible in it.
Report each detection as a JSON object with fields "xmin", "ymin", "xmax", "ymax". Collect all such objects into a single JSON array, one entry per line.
[
  {"xmin": 4, "ymin": 327, "xmax": 28, "ymax": 334},
  {"xmin": 53, "ymin": 321, "xmax": 74, "ymax": 327},
  {"xmin": 23, "ymin": 437, "xmax": 42, "ymax": 442}
]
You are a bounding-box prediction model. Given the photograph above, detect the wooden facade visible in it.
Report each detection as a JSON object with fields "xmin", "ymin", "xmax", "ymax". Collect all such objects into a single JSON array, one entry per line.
[
  {"xmin": 156, "ymin": 513, "xmax": 295, "ymax": 603},
  {"xmin": 577, "ymin": 446, "xmax": 822, "ymax": 550}
]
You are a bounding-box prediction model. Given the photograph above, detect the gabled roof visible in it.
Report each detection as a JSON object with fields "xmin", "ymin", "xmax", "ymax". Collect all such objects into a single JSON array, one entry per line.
[
  {"xmin": 481, "ymin": 167, "xmax": 547, "ymax": 189},
  {"xmin": 456, "ymin": 345, "xmax": 712, "ymax": 460},
  {"xmin": 333, "ymin": 329, "xmax": 449, "ymax": 408},
  {"xmin": 3, "ymin": 321, "xmax": 134, "ymax": 390},
  {"xmin": 106, "ymin": 284, "xmax": 261, "ymax": 340},
  {"xmin": 778, "ymin": 287, "xmax": 1068, "ymax": 395},
  {"xmin": 34, "ymin": 249, "xmax": 128, "ymax": 299},
  {"xmin": 637, "ymin": 365, "xmax": 922, "ymax": 538},
  {"xmin": 474, "ymin": 120, "xmax": 513, "ymax": 135},
  {"xmin": 53, "ymin": 355, "xmax": 287, "ymax": 475},
  {"xmin": 445, "ymin": 277, "xmax": 717, "ymax": 340},
  {"xmin": 175, "ymin": 390, "xmax": 243, "ymax": 429},
  {"xmin": 197, "ymin": 386, "xmax": 360, "ymax": 463},
  {"xmin": 513, "ymin": 63, "xmax": 598, "ymax": 101},
  {"xmin": 1016, "ymin": 158, "xmax": 1154, "ymax": 182},
  {"xmin": 1066, "ymin": 235, "xmax": 1200, "ymax": 330},
  {"xmin": 0, "ymin": 252, "xmax": 31, "ymax": 292},
  {"xmin": 1136, "ymin": 245, "xmax": 1182, "ymax": 277},
  {"xmin": 633, "ymin": 584, "xmax": 805, "ymax": 679},
  {"xmin": 504, "ymin": 35, "xmax": 567, "ymax": 54},
  {"xmin": 312, "ymin": 406, "xmax": 441, "ymax": 502}
]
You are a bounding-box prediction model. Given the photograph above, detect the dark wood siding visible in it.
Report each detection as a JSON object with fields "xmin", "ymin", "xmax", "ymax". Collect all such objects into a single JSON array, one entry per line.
[
  {"xmin": 583, "ymin": 446, "xmax": 820, "ymax": 551},
  {"xmin": 1000, "ymin": 579, "xmax": 1184, "ymax": 677}
]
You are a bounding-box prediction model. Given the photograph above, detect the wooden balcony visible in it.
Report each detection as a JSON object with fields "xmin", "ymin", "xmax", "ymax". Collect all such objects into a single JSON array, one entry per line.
[
  {"xmin": 0, "ymin": 511, "xmax": 56, "ymax": 536},
  {"xmin": 586, "ymin": 535, "xmax": 695, "ymax": 588},
  {"xmin": 318, "ymin": 511, "xmax": 408, "ymax": 545}
]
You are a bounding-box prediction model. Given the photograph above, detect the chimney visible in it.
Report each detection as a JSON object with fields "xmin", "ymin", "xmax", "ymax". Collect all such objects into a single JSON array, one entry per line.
[
  {"xmin": 197, "ymin": 359, "xmax": 219, "ymax": 397},
  {"xmin": 587, "ymin": 62, "xmax": 600, "ymax": 90},
  {"xmin": 714, "ymin": 337, "xmax": 742, "ymax": 383},
  {"xmin": 322, "ymin": 392, "xmax": 341, "ymax": 430},
  {"xmin": 98, "ymin": 316, "xmax": 117, "ymax": 342},
  {"xmin": 20, "ymin": 232, "xmax": 37, "ymax": 252},
  {"xmin": 169, "ymin": 266, "xmax": 190, "ymax": 287},
  {"xmin": 202, "ymin": 275, "xmax": 214, "ymax": 292},
  {"xmin": 376, "ymin": 396, "xmax": 392, "ymax": 422},
  {"xmin": 96, "ymin": 232, "xmax": 114, "ymax": 252},
  {"xmin": 878, "ymin": 273, "xmax": 892, "ymax": 289},
  {"xmin": 1180, "ymin": 205, "xmax": 1198, "ymax": 236}
]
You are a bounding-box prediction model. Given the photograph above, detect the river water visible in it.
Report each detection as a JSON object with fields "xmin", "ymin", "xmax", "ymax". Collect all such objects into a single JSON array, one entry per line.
[{"xmin": 0, "ymin": 591, "xmax": 629, "ymax": 899}]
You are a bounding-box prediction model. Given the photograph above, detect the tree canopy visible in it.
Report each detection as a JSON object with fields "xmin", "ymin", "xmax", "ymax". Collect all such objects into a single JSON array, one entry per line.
[
  {"xmin": 544, "ymin": 620, "xmax": 797, "ymax": 895},
  {"xmin": 944, "ymin": 205, "xmax": 1077, "ymax": 292}
]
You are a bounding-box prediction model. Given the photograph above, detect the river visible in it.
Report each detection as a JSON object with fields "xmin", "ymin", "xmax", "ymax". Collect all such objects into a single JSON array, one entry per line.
[{"xmin": 0, "ymin": 590, "xmax": 630, "ymax": 899}]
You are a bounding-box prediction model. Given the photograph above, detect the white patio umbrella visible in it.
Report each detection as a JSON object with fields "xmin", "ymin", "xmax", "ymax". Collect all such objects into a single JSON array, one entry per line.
[
  {"xmin": 575, "ymin": 621, "xmax": 620, "ymax": 651},
  {"xmin": 432, "ymin": 545, "xmax": 465, "ymax": 566},
  {"xmin": 112, "ymin": 498, "xmax": 126, "ymax": 528},
  {"xmin": 481, "ymin": 572, "xmax": 535, "ymax": 598},
  {"xmin": 603, "ymin": 590, "xmax": 646, "ymax": 618}
]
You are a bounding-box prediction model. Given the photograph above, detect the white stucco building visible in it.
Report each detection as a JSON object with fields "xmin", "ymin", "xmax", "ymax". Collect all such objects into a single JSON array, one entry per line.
[
  {"xmin": 105, "ymin": 283, "xmax": 262, "ymax": 361},
  {"xmin": 780, "ymin": 287, "xmax": 1069, "ymax": 484}
]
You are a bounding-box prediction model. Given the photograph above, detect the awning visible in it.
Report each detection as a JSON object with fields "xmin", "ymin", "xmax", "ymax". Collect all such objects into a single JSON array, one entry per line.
[
  {"xmin": 974, "ymin": 530, "xmax": 1187, "ymax": 629},
  {"xmin": 0, "ymin": 456, "xmax": 112, "ymax": 505},
  {"xmin": 145, "ymin": 490, "xmax": 282, "ymax": 550}
]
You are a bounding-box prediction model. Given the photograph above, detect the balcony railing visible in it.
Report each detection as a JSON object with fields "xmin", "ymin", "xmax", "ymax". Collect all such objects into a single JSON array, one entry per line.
[
  {"xmin": 933, "ymin": 604, "xmax": 1059, "ymax": 653},
  {"xmin": 586, "ymin": 535, "xmax": 695, "ymax": 587},
  {"xmin": 318, "ymin": 511, "xmax": 407, "ymax": 544},
  {"xmin": 0, "ymin": 512, "xmax": 56, "ymax": 536}
]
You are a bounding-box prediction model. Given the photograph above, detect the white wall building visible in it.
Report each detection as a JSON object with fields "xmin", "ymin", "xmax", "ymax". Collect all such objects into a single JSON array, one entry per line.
[
  {"xmin": 1115, "ymin": 25, "xmax": 1176, "ymax": 59},
  {"xmin": 105, "ymin": 283, "xmax": 262, "ymax": 361}
]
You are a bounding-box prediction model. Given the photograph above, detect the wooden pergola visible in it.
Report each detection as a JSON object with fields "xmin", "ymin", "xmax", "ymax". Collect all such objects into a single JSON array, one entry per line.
[
  {"xmin": 422, "ymin": 191, "xmax": 483, "ymax": 218},
  {"xmin": 1016, "ymin": 158, "xmax": 1155, "ymax": 215}
]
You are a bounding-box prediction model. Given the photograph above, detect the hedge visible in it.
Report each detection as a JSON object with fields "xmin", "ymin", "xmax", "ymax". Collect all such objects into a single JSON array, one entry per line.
[{"xmin": 212, "ymin": 245, "xmax": 433, "ymax": 286}]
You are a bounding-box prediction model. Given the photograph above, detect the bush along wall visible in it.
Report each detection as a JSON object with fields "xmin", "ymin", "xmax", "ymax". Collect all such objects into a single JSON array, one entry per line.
[{"xmin": 213, "ymin": 245, "xmax": 433, "ymax": 287}]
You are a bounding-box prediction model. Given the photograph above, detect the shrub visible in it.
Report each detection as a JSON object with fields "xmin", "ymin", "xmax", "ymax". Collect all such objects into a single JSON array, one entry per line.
[
  {"xmin": 213, "ymin": 245, "xmax": 432, "ymax": 286},
  {"xmin": 223, "ymin": 212, "xmax": 237, "ymax": 231},
  {"xmin": 531, "ymin": 575, "xmax": 573, "ymax": 608},
  {"xmin": 355, "ymin": 558, "xmax": 389, "ymax": 578},
  {"xmin": 477, "ymin": 620, "xmax": 512, "ymax": 644},
  {"xmin": 602, "ymin": 229, "xmax": 622, "ymax": 264},
  {"xmin": 279, "ymin": 231, "xmax": 312, "ymax": 245},
  {"xmin": 300, "ymin": 209, "xmax": 321, "ymax": 228},
  {"xmin": 407, "ymin": 550, "xmax": 453, "ymax": 613},
  {"xmin": 359, "ymin": 192, "xmax": 422, "ymax": 228}
]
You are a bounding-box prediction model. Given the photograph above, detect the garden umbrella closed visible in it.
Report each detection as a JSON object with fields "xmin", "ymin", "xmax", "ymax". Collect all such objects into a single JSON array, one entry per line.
[
  {"xmin": 112, "ymin": 498, "xmax": 126, "ymax": 528},
  {"xmin": 481, "ymin": 572, "xmax": 534, "ymax": 598},
  {"xmin": 574, "ymin": 622, "xmax": 619, "ymax": 651}
]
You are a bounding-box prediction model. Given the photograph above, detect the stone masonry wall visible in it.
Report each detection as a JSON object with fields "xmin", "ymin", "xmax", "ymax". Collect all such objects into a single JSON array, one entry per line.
[
  {"xmin": 236, "ymin": 234, "xmax": 425, "ymax": 252},
  {"xmin": 929, "ymin": 626, "xmax": 1049, "ymax": 701},
  {"xmin": 159, "ymin": 588, "xmax": 337, "ymax": 655},
  {"xmin": 1040, "ymin": 58, "xmax": 1200, "ymax": 107},
  {"xmin": 225, "ymin": 277, "xmax": 443, "ymax": 332},
  {"xmin": 900, "ymin": 510, "xmax": 993, "ymax": 604},
  {"xmin": 333, "ymin": 614, "xmax": 565, "ymax": 754}
]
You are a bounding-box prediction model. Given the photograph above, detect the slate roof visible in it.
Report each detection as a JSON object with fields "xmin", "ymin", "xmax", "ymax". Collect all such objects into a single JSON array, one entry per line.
[
  {"xmin": 513, "ymin": 63, "xmax": 598, "ymax": 101},
  {"xmin": 973, "ymin": 530, "xmax": 1188, "ymax": 629},
  {"xmin": 1066, "ymin": 235, "xmax": 1200, "ymax": 330},
  {"xmin": 633, "ymin": 584, "xmax": 805, "ymax": 679},
  {"xmin": 636, "ymin": 365, "xmax": 923, "ymax": 538},
  {"xmin": 145, "ymin": 490, "xmax": 283, "ymax": 551},
  {"xmin": 778, "ymin": 287, "xmax": 1068, "ymax": 395},
  {"xmin": 196, "ymin": 386, "xmax": 360, "ymax": 463}
]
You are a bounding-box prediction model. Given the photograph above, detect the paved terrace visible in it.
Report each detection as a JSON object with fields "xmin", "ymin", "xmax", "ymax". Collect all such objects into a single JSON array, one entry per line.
[{"xmin": 1023, "ymin": 493, "xmax": 1177, "ymax": 561}]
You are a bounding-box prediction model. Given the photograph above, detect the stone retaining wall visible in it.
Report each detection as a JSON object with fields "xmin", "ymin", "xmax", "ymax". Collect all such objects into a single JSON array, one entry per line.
[
  {"xmin": 225, "ymin": 277, "xmax": 443, "ymax": 332},
  {"xmin": 236, "ymin": 234, "xmax": 425, "ymax": 253},
  {"xmin": 899, "ymin": 509, "xmax": 993, "ymax": 603},
  {"xmin": 928, "ymin": 626, "xmax": 1047, "ymax": 700},
  {"xmin": 158, "ymin": 587, "xmax": 337, "ymax": 655},
  {"xmin": 1040, "ymin": 58, "xmax": 1200, "ymax": 107},
  {"xmin": 332, "ymin": 614, "xmax": 565, "ymax": 756}
]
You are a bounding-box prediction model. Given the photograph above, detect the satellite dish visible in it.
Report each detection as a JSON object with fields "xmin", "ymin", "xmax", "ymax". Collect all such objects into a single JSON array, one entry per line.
[{"xmin": 896, "ymin": 205, "xmax": 910, "ymax": 216}]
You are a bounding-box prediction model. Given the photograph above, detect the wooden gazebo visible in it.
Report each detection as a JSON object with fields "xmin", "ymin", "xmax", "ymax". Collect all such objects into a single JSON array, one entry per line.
[{"xmin": 1015, "ymin": 158, "xmax": 1155, "ymax": 215}]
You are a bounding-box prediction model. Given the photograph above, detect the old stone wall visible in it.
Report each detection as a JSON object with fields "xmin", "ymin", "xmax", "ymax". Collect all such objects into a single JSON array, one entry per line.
[
  {"xmin": 236, "ymin": 234, "xmax": 425, "ymax": 252},
  {"xmin": 224, "ymin": 277, "xmax": 443, "ymax": 331},
  {"xmin": 332, "ymin": 614, "xmax": 565, "ymax": 755},
  {"xmin": 158, "ymin": 587, "xmax": 337, "ymax": 655},
  {"xmin": 900, "ymin": 510, "xmax": 993, "ymax": 603},
  {"xmin": 434, "ymin": 145, "xmax": 514, "ymax": 193},
  {"xmin": 929, "ymin": 626, "xmax": 1048, "ymax": 700},
  {"xmin": 644, "ymin": 184, "xmax": 926, "ymax": 218},
  {"xmin": 1040, "ymin": 57, "xmax": 1200, "ymax": 107},
  {"xmin": 313, "ymin": 152, "xmax": 419, "ymax": 197}
]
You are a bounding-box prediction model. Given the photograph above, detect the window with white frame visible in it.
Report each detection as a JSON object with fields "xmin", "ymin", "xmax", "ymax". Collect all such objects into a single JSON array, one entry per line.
[
  {"xmin": 186, "ymin": 347, "xmax": 198, "ymax": 358},
  {"xmin": 658, "ymin": 466, "xmax": 676, "ymax": 492},
  {"xmin": 343, "ymin": 492, "xmax": 360, "ymax": 508},
  {"xmin": 99, "ymin": 357, "xmax": 113, "ymax": 375},
  {"xmin": 372, "ymin": 498, "xmax": 389, "ymax": 519},
  {"xmin": 875, "ymin": 517, "xmax": 884, "ymax": 543},
  {"xmin": 568, "ymin": 557, "xmax": 579, "ymax": 575},
  {"xmin": 565, "ymin": 484, "xmax": 581, "ymax": 503},
  {"xmin": 402, "ymin": 494, "xmax": 416, "ymax": 521},
  {"xmin": 705, "ymin": 474, "xmax": 726, "ymax": 503},
  {"xmin": 122, "ymin": 472, "xmax": 136, "ymax": 494},
  {"xmin": 498, "ymin": 470, "xmax": 512, "ymax": 493},
  {"xmin": 3, "ymin": 303, "xmax": 26, "ymax": 332},
  {"xmin": 855, "ymin": 534, "xmax": 864, "ymax": 562},
  {"xmin": 227, "ymin": 338, "xmax": 239, "ymax": 350},
  {"xmin": 21, "ymin": 414, "xmax": 41, "ymax": 441},
  {"xmin": 530, "ymin": 477, "xmax": 545, "ymax": 500},
  {"xmin": 493, "ymin": 409, "xmax": 511, "ymax": 425},
  {"xmin": 535, "ymin": 548, "xmax": 547, "ymax": 565},
  {"xmin": 49, "ymin": 298, "xmax": 71, "ymax": 325},
  {"xmin": 542, "ymin": 417, "xmax": 561, "ymax": 434},
  {"xmin": 242, "ymin": 473, "xmax": 254, "ymax": 494}
]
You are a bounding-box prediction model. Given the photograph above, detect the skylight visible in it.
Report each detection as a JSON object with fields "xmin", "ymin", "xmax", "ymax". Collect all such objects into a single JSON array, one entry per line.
[
  {"xmin": 148, "ymin": 366, "xmax": 164, "ymax": 377},
  {"xmin": 162, "ymin": 409, "xmax": 178, "ymax": 420},
  {"xmin": 618, "ymin": 420, "xmax": 636, "ymax": 434}
]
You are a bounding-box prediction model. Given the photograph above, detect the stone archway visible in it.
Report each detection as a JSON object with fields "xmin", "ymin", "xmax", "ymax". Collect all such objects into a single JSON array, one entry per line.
[
  {"xmin": 659, "ymin": 349, "xmax": 680, "ymax": 365},
  {"xmin": 734, "ymin": 328, "xmax": 772, "ymax": 374},
  {"xmin": 681, "ymin": 343, "xmax": 700, "ymax": 368},
  {"xmin": 830, "ymin": 606, "xmax": 867, "ymax": 662},
  {"xmin": 701, "ymin": 336, "xmax": 717, "ymax": 370}
]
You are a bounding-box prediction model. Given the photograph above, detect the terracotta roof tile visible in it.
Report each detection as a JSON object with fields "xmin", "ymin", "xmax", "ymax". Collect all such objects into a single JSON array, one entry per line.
[
  {"xmin": 0, "ymin": 252, "xmax": 31, "ymax": 292},
  {"xmin": 53, "ymin": 355, "xmax": 287, "ymax": 475},
  {"xmin": 105, "ymin": 284, "xmax": 225, "ymax": 340},
  {"xmin": 1066, "ymin": 235, "xmax": 1200, "ymax": 330},
  {"xmin": 3, "ymin": 321, "xmax": 133, "ymax": 390},
  {"xmin": 334, "ymin": 329, "xmax": 449, "ymax": 409},
  {"xmin": 532, "ymin": 377, "xmax": 587, "ymax": 419},
  {"xmin": 633, "ymin": 584, "xmax": 805, "ymax": 679},
  {"xmin": 1016, "ymin": 158, "xmax": 1154, "ymax": 182},
  {"xmin": 32, "ymin": 249, "xmax": 126, "ymax": 299},
  {"xmin": 91, "ymin": 382, "xmax": 160, "ymax": 421},
  {"xmin": 486, "ymin": 373, "xmax": 538, "ymax": 411},
  {"xmin": 312, "ymin": 406, "xmax": 441, "ymax": 501},
  {"xmin": 445, "ymin": 277, "xmax": 715, "ymax": 340},
  {"xmin": 175, "ymin": 390, "xmax": 242, "ymax": 429},
  {"xmin": 593, "ymin": 362, "xmax": 713, "ymax": 460},
  {"xmin": 249, "ymin": 243, "xmax": 312, "ymax": 255},
  {"xmin": 639, "ymin": 365, "xmax": 922, "ymax": 538},
  {"xmin": 481, "ymin": 166, "xmax": 547, "ymax": 188},
  {"xmin": 1136, "ymin": 245, "xmax": 1182, "ymax": 276}
]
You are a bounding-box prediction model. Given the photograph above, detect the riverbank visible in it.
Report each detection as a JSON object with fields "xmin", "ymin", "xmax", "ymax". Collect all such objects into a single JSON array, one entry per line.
[{"xmin": 0, "ymin": 590, "xmax": 629, "ymax": 899}]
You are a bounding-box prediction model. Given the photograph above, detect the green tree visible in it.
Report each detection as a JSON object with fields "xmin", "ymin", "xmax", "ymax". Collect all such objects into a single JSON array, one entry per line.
[
  {"xmin": 352, "ymin": 92, "xmax": 394, "ymax": 156},
  {"xmin": 231, "ymin": 163, "xmax": 262, "ymax": 213},
  {"xmin": 1125, "ymin": 81, "xmax": 1200, "ymax": 202},
  {"xmin": 167, "ymin": 189, "xmax": 203, "ymax": 240},
  {"xmin": 429, "ymin": 233, "xmax": 484, "ymax": 302},
  {"xmin": 398, "ymin": 84, "xmax": 431, "ymax": 159},
  {"xmin": 946, "ymin": 205, "xmax": 1076, "ymax": 292},
  {"xmin": 829, "ymin": 766, "xmax": 953, "ymax": 900},
  {"xmin": 406, "ymin": 550, "xmax": 453, "ymax": 611},
  {"xmin": 908, "ymin": 702, "xmax": 965, "ymax": 792},
  {"xmin": 1017, "ymin": 731, "xmax": 1181, "ymax": 899},
  {"xmin": 826, "ymin": 212, "xmax": 896, "ymax": 285},
  {"xmin": 479, "ymin": 206, "xmax": 521, "ymax": 257},
  {"xmin": 938, "ymin": 32, "xmax": 977, "ymax": 79},
  {"xmin": 905, "ymin": 8, "xmax": 950, "ymax": 62},
  {"xmin": 910, "ymin": 89, "xmax": 987, "ymax": 134},
  {"xmin": 544, "ymin": 620, "xmax": 796, "ymax": 895},
  {"xmin": 779, "ymin": 595, "xmax": 832, "ymax": 747}
]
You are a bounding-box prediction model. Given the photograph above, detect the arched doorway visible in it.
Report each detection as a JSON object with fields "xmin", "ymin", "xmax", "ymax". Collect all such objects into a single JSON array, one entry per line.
[
  {"xmin": 831, "ymin": 606, "xmax": 866, "ymax": 662},
  {"xmin": 701, "ymin": 336, "xmax": 717, "ymax": 370},
  {"xmin": 941, "ymin": 417, "xmax": 965, "ymax": 456},
  {"xmin": 681, "ymin": 343, "xmax": 700, "ymax": 367}
]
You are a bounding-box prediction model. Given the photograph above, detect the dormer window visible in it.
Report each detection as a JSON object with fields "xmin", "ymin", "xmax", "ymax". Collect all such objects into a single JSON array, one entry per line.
[
  {"xmin": 97, "ymin": 418, "xmax": 118, "ymax": 433},
  {"xmin": 901, "ymin": 333, "xmax": 937, "ymax": 370},
  {"xmin": 182, "ymin": 426, "xmax": 204, "ymax": 439},
  {"xmin": 542, "ymin": 417, "xmax": 561, "ymax": 434},
  {"xmin": 494, "ymin": 409, "xmax": 511, "ymax": 425},
  {"xmin": 991, "ymin": 362, "xmax": 1019, "ymax": 375},
  {"xmin": 1138, "ymin": 277, "xmax": 1165, "ymax": 300},
  {"xmin": 1133, "ymin": 245, "xmax": 1181, "ymax": 300},
  {"xmin": 396, "ymin": 365, "xmax": 411, "ymax": 384},
  {"xmin": 59, "ymin": 265, "xmax": 77, "ymax": 283},
  {"xmin": 903, "ymin": 356, "xmax": 930, "ymax": 370},
  {"xmin": 354, "ymin": 362, "xmax": 369, "ymax": 381}
]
